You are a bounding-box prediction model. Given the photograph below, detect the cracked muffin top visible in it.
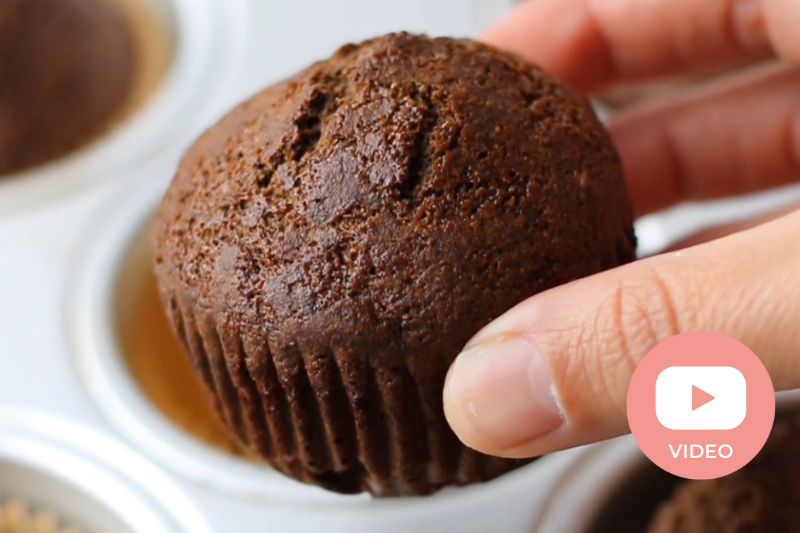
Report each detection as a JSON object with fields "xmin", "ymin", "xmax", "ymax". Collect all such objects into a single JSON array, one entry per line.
[{"xmin": 154, "ymin": 32, "xmax": 635, "ymax": 358}]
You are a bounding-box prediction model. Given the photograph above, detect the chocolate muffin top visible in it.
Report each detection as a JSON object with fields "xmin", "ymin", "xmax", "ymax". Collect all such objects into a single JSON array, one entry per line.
[
  {"xmin": 0, "ymin": 0, "xmax": 136, "ymax": 175},
  {"xmin": 155, "ymin": 33, "xmax": 634, "ymax": 357}
]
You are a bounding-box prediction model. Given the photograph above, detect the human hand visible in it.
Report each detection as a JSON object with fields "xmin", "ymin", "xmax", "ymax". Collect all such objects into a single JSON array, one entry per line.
[{"xmin": 443, "ymin": 0, "xmax": 800, "ymax": 458}]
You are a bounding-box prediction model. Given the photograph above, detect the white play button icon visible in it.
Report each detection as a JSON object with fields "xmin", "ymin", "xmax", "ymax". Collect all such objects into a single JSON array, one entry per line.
[{"xmin": 655, "ymin": 366, "xmax": 747, "ymax": 430}]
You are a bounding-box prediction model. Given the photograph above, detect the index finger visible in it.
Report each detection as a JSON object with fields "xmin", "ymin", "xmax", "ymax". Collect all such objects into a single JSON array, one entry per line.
[{"xmin": 481, "ymin": 0, "xmax": 775, "ymax": 92}]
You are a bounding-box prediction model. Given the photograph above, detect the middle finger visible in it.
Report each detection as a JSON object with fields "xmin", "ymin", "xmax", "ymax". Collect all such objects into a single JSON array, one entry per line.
[{"xmin": 610, "ymin": 63, "xmax": 800, "ymax": 217}]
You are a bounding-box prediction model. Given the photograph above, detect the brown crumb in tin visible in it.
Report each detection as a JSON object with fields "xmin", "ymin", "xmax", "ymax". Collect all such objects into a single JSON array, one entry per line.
[{"xmin": 0, "ymin": 500, "xmax": 81, "ymax": 533}]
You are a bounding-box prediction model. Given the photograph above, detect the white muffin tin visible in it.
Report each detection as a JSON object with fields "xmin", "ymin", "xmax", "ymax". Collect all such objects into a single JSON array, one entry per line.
[{"xmin": 0, "ymin": 408, "xmax": 212, "ymax": 533}]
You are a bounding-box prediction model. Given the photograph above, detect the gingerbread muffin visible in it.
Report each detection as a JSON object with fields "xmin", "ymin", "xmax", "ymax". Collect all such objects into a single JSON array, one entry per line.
[
  {"xmin": 0, "ymin": 0, "xmax": 136, "ymax": 175},
  {"xmin": 647, "ymin": 414, "xmax": 800, "ymax": 532},
  {"xmin": 153, "ymin": 33, "xmax": 636, "ymax": 496}
]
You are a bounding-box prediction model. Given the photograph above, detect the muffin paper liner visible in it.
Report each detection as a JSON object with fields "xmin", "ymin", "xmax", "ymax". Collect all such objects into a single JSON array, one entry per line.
[{"xmin": 165, "ymin": 290, "xmax": 524, "ymax": 496}]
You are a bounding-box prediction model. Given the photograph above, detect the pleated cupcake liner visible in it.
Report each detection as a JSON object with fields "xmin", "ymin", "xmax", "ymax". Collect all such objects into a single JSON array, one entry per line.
[{"xmin": 163, "ymin": 289, "xmax": 525, "ymax": 496}]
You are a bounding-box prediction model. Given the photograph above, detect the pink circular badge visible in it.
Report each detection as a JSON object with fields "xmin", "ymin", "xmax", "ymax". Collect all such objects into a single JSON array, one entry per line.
[{"xmin": 627, "ymin": 331, "xmax": 774, "ymax": 479}]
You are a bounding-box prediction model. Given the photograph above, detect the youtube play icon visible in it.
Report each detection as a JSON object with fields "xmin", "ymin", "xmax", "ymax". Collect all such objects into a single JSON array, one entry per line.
[
  {"xmin": 627, "ymin": 332, "xmax": 775, "ymax": 479},
  {"xmin": 655, "ymin": 366, "xmax": 746, "ymax": 431}
]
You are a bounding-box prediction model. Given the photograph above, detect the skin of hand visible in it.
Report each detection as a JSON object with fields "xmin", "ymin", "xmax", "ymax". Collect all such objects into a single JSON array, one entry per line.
[{"xmin": 443, "ymin": 0, "xmax": 800, "ymax": 459}]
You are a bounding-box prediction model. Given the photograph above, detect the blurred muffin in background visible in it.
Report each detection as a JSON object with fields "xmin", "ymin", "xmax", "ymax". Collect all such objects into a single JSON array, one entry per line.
[
  {"xmin": 0, "ymin": 0, "xmax": 166, "ymax": 176},
  {"xmin": 0, "ymin": 499, "xmax": 80, "ymax": 533},
  {"xmin": 648, "ymin": 413, "xmax": 800, "ymax": 533}
]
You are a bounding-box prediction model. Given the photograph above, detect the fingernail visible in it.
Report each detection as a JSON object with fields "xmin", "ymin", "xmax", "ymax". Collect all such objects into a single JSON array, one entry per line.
[{"xmin": 444, "ymin": 335, "xmax": 564, "ymax": 452}]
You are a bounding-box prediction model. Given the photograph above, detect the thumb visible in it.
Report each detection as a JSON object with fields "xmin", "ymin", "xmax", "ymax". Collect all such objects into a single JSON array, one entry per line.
[{"xmin": 443, "ymin": 210, "xmax": 800, "ymax": 458}]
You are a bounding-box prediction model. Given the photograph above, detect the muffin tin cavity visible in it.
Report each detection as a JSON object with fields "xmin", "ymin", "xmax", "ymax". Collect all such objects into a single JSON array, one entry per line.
[
  {"xmin": 0, "ymin": 408, "xmax": 210, "ymax": 533},
  {"xmin": 0, "ymin": 0, "xmax": 247, "ymax": 211},
  {"xmin": 534, "ymin": 439, "xmax": 677, "ymax": 533}
]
